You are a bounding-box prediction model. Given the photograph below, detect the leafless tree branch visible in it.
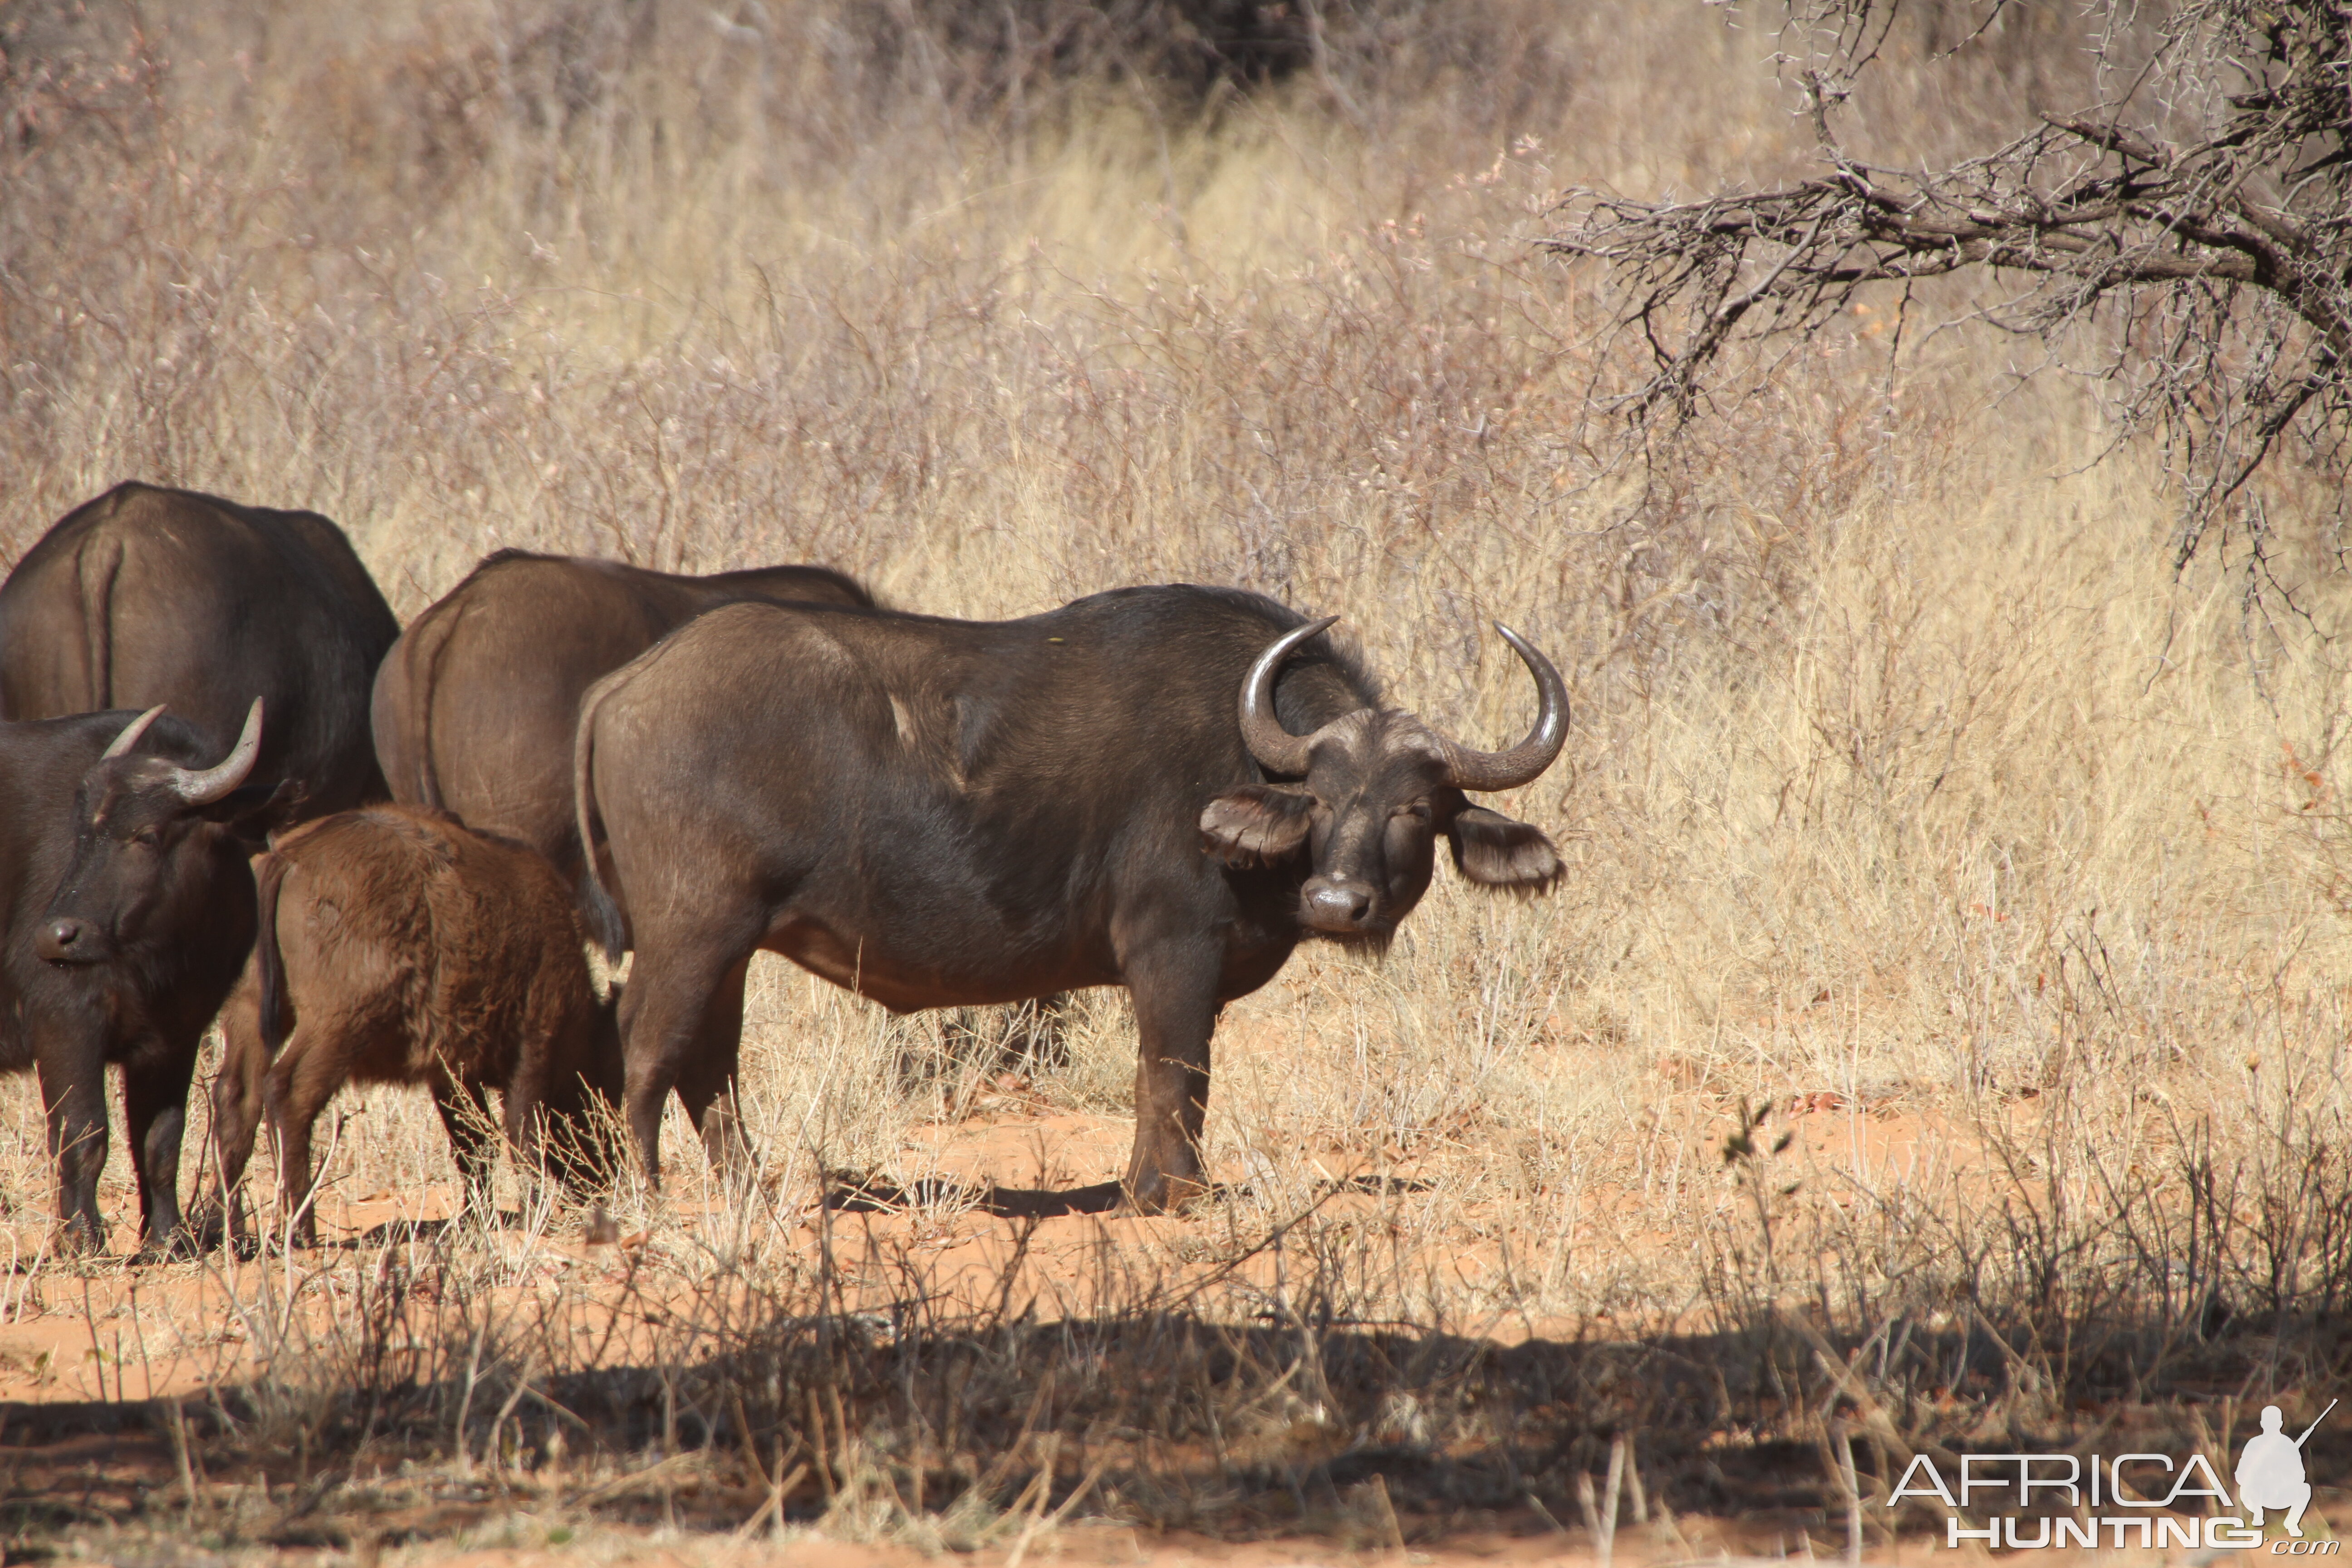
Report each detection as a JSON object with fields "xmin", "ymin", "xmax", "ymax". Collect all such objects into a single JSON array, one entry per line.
[{"xmin": 1545, "ymin": 0, "xmax": 2350, "ymax": 567}]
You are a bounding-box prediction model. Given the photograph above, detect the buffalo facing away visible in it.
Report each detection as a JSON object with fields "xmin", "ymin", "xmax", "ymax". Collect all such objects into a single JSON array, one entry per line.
[
  {"xmin": 372, "ymin": 550, "xmax": 872, "ymax": 887},
  {"xmin": 0, "ymin": 483, "xmax": 402, "ymax": 818},
  {"xmin": 3, "ymin": 703, "xmax": 278, "ymax": 1251},
  {"xmin": 203, "ymin": 805, "xmax": 622, "ymax": 1250},
  {"xmin": 575, "ymin": 586, "xmax": 1566, "ymax": 1210}
]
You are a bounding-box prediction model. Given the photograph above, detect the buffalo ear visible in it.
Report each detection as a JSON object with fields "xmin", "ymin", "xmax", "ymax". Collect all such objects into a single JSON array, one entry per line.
[
  {"xmin": 1448, "ymin": 805, "xmax": 1561, "ymax": 891},
  {"xmin": 1200, "ymin": 784, "xmax": 1317, "ymax": 866},
  {"xmin": 203, "ymin": 779, "xmax": 304, "ymax": 843}
]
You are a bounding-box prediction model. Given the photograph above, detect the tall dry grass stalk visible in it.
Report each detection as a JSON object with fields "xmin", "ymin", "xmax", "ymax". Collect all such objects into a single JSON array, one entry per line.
[{"xmin": 2, "ymin": 0, "xmax": 2349, "ymax": 1546}]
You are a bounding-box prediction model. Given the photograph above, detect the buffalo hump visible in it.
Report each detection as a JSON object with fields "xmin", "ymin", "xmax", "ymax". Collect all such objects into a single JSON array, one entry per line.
[
  {"xmin": 0, "ymin": 482, "xmax": 401, "ymax": 818},
  {"xmin": 371, "ymin": 549, "xmax": 872, "ymax": 888}
]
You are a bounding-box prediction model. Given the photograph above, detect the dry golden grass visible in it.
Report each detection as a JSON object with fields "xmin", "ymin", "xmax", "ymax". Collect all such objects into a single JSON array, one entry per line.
[{"xmin": 1, "ymin": 0, "xmax": 2349, "ymax": 1556}]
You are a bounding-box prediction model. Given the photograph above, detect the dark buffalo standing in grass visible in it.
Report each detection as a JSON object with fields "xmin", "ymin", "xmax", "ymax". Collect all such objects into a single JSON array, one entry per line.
[
  {"xmin": 0, "ymin": 483, "xmax": 401, "ymax": 818},
  {"xmin": 372, "ymin": 550, "xmax": 873, "ymax": 888},
  {"xmin": 202, "ymin": 804, "xmax": 621, "ymax": 1250},
  {"xmin": 2, "ymin": 703, "xmax": 278, "ymax": 1251},
  {"xmin": 573, "ymin": 585, "xmax": 1567, "ymax": 1210}
]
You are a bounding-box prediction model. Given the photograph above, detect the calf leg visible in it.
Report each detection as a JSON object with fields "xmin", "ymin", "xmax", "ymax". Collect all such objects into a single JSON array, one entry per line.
[
  {"xmin": 434, "ymin": 1075, "xmax": 500, "ymax": 1221},
  {"xmin": 264, "ymin": 1032, "xmax": 348, "ymax": 1250},
  {"xmin": 1117, "ymin": 940, "xmax": 1225, "ymax": 1215},
  {"xmin": 503, "ymin": 1049, "xmax": 551, "ymax": 1177},
  {"xmin": 672, "ymin": 956, "xmax": 753, "ymax": 1176},
  {"xmin": 498, "ymin": 1039, "xmax": 559, "ymax": 1217}
]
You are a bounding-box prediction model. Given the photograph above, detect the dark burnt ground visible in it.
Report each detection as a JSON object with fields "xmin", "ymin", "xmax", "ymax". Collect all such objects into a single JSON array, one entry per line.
[{"xmin": 0, "ymin": 1305, "xmax": 2339, "ymax": 1562}]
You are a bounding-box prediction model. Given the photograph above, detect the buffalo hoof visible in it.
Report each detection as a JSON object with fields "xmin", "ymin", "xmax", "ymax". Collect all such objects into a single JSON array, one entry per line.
[
  {"xmin": 49, "ymin": 1220, "xmax": 109, "ymax": 1261},
  {"xmin": 1120, "ymin": 1173, "xmax": 1209, "ymax": 1216},
  {"xmin": 182, "ymin": 1205, "xmax": 256, "ymax": 1258},
  {"xmin": 128, "ymin": 1231, "xmax": 201, "ymax": 1267}
]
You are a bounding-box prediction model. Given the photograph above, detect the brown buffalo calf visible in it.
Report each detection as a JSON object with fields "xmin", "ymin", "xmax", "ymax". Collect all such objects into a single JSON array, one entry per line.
[{"xmin": 204, "ymin": 804, "xmax": 618, "ymax": 1247}]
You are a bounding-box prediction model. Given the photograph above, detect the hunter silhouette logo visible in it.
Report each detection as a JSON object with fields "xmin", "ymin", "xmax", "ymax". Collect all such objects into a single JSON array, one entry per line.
[
  {"xmin": 2241, "ymin": 1401, "xmax": 2334, "ymax": 1537},
  {"xmin": 1888, "ymin": 1398, "xmax": 2337, "ymax": 1550}
]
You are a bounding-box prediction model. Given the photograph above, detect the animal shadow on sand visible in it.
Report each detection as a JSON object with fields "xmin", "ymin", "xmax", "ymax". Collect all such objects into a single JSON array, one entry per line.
[
  {"xmin": 821, "ymin": 1171, "xmax": 1432, "ymax": 1217},
  {"xmin": 351, "ymin": 1212, "xmax": 529, "ymax": 1247}
]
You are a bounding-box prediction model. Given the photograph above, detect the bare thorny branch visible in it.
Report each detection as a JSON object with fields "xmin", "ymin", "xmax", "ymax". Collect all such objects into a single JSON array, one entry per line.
[{"xmin": 1545, "ymin": 0, "xmax": 2351, "ymax": 568}]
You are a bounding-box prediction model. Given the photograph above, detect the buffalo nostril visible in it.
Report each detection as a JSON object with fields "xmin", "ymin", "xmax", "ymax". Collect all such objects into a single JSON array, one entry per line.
[
  {"xmin": 1306, "ymin": 884, "xmax": 1373, "ymax": 927},
  {"xmin": 38, "ymin": 918, "xmax": 89, "ymax": 962}
]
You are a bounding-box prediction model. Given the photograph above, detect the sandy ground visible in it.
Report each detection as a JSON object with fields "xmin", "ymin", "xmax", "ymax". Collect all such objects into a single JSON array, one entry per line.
[
  {"xmin": 158, "ymin": 1510, "xmax": 2352, "ymax": 1567},
  {"xmin": 0, "ymin": 1090, "xmax": 1952, "ymax": 1406},
  {"xmin": 0, "ymin": 1098, "xmax": 2328, "ymax": 1567}
]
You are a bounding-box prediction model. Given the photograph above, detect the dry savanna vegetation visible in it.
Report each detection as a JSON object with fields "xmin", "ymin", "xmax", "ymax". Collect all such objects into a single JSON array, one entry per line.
[{"xmin": 1, "ymin": 0, "xmax": 2349, "ymax": 1561}]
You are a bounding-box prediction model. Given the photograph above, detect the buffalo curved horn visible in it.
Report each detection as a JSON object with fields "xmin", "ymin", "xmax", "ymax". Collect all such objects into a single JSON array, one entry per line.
[
  {"xmin": 1238, "ymin": 615, "xmax": 1340, "ymax": 776},
  {"xmin": 164, "ymin": 698, "xmax": 265, "ymax": 804},
  {"xmin": 1437, "ymin": 623, "xmax": 1568, "ymax": 793},
  {"xmin": 100, "ymin": 705, "xmax": 168, "ymax": 760}
]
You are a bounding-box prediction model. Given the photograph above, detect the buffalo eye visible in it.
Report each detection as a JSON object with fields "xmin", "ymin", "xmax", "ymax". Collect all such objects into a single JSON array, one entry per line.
[
  {"xmin": 1393, "ymin": 799, "xmax": 1432, "ymax": 823},
  {"xmin": 130, "ymin": 825, "xmax": 162, "ymax": 849}
]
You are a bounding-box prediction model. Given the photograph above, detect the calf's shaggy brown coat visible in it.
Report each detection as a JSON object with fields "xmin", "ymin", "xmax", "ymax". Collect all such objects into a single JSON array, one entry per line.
[{"xmin": 205, "ymin": 804, "xmax": 616, "ymax": 1247}]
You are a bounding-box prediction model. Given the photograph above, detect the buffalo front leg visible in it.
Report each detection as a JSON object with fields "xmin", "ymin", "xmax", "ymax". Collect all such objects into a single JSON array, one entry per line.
[
  {"xmin": 616, "ymin": 939, "xmax": 747, "ymax": 1186},
  {"xmin": 121, "ymin": 1037, "xmax": 201, "ymax": 1256},
  {"xmin": 1119, "ymin": 944, "xmax": 1224, "ymax": 1215},
  {"xmin": 35, "ymin": 1046, "xmax": 110, "ymax": 1254}
]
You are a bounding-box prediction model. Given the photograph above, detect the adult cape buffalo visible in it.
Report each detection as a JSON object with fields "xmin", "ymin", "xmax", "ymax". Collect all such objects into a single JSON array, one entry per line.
[
  {"xmin": 0, "ymin": 484, "xmax": 401, "ymax": 817},
  {"xmin": 575, "ymin": 586, "xmax": 1568, "ymax": 1210},
  {"xmin": 372, "ymin": 550, "xmax": 872, "ymax": 886},
  {"xmin": 0, "ymin": 703, "xmax": 275, "ymax": 1251}
]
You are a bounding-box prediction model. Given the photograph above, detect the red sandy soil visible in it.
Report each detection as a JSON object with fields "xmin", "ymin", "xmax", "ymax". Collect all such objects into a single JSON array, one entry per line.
[
  {"xmin": 0, "ymin": 1087, "xmax": 1977, "ymax": 1407},
  {"xmin": 404, "ymin": 1524, "xmax": 2345, "ymax": 1566},
  {"xmin": 0, "ymin": 1089, "xmax": 2320, "ymax": 1566}
]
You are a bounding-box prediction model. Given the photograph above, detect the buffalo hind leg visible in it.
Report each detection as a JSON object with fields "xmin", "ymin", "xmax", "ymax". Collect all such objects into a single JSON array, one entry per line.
[
  {"xmin": 264, "ymin": 1027, "xmax": 355, "ymax": 1249},
  {"xmin": 673, "ymin": 956, "xmax": 753, "ymax": 1177},
  {"xmin": 122, "ymin": 1036, "xmax": 201, "ymax": 1257},
  {"xmin": 617, "ymin": 939, "xmax": 747, "ymax": 1186},
  {"xmin": 503, "ymin": 1053, "xmax": 549, "ymax": 1172},
  {"xmin": 1119, "ymin": 943, "xmax": 1225, "ymax": 1215},
  {"xmin": 501, "ymin": 1041, "xmax": 560, "ymax": 1215}
]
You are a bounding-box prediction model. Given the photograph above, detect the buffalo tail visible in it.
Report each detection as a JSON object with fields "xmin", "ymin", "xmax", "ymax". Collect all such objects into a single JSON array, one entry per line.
[
  {"xmin": 254, "ymin": 850, "xmax": 294, "ymax": 1058},
  {"xmin": 75, "ymin": 527, "xmax": 124, "ymax": 710},
  {"xmin": 571, "ymin": 671, "xmax": 628, "ymax": 962},
  {"xmin": 383, "ymin": 597, "xmax": 462, "ymax": 811}
]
